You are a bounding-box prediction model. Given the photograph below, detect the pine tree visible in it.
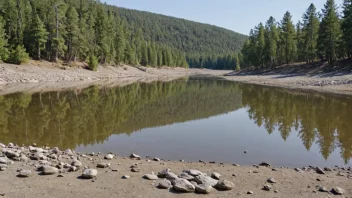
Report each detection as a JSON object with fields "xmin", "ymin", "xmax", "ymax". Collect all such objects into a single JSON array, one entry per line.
[
  {"xmin": 280, "ymin": 11, "xmax": 296, "ymax": 64},
  {"xmin": 95, "ymin": 4, "xmax": 109, "ymax": 63},
  {"xmin": 296, "ymin": 21, "xmax": 305, "ymax": 62},
  {"xmin": 115, "ymin": 20, "xmax": 125, "ymax": 64},
  {"xmin": 28, "ymin": 13, "xmax": 48, "ymax": 60},
  {"xmin": 140, "ymin": 41, "xmax": 148, "ymax": 66},
  {"xmin": 342, "ymin": 0, "xmax": 352, "ymax": 58},
  {"xmin": 264, "ymin": 16, "xmax": 279, "ymax": 67},
  {"xmin": 64, "ymin": 7, "xmax": 79, "ymax": 61},
  {"xmin": 0, "ymin": 16, "xmax": 9, "ymax": 61},
  {"xmin": 302, "ymin": 3, "xmax": 320, "ymax": 63},
  {"xmin": 318, "ymin": 0, "xmax": 341, "ymax": 65},
  {"xmin": 257, "ymin": 23, "xmax": 266, "ymax": 67}
]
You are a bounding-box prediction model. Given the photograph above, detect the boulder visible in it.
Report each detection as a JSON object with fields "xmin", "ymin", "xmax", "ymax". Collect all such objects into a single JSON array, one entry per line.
[
  {"xmin": 42, "ymin": 166, "xmax": 59, "ymax": 175},
  {"xmin": 211, "ymin": 172, "xmax": 221, "ymax": 180},
  {"xmin": 172, "ymin": 178, "xmax": 195, "ymax": 193},
  {"xmin": 194, "ymin": 175, "xmax": 218, "ymax": 187},
  {"xmin": 104, "ymin": 154, "xmax": 114, "ymax": 160},
  {"xmin": 195, "ymin": 184, "xmax": 214, "ymax": 194},
  {"xmin": 157, "ymin": 168, "xmax": 171, "ymax": 178},
  {"xmin": 157, "ymin": 179, "xmax": 172, "ymax": 189}
]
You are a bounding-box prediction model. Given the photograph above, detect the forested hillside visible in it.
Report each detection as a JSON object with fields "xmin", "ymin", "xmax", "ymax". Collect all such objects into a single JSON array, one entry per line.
[
  {"xmin": 0, "ymin": 0, "xmax": 246, "ymax": 70},
  {"xmin": 241, "ymin": 0, "xmax": 352, "ymax": 69}
]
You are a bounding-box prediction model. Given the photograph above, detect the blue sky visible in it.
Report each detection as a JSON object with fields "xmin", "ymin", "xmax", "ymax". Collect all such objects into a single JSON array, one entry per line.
[{"xmin": 104, "ymin": 0, "xmax": 344, "ymax": 35}]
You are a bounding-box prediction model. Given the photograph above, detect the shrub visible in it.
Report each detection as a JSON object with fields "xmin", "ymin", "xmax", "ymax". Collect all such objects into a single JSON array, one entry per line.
[
  {"xmin": 88, "ymin": 55, "xmax": 98, "ymax": 71},
  {"xmin": 235, "ymin": 65, "xmax": 241, "ymax": 71},
  {"xmin": 8, "ymin": 45, "xmax": 29, "ymax": 65}
]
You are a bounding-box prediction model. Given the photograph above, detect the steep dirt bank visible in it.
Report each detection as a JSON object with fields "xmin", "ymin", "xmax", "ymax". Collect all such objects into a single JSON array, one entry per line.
[{"xmin": 0, "ymin": 143, "xmax": 350, "ymax": 198}]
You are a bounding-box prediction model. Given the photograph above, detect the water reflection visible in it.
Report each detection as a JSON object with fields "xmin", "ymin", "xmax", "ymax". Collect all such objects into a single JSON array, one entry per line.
[
  {"xmin": 241, "ymin": 84, "xmax": 352, "ymax": 164},
  {"xmin": 0, "ymin": 78, "xmax": 351, "ymax": 165}
]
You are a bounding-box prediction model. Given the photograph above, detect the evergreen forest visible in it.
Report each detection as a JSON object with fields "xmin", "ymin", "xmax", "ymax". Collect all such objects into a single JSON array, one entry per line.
[
  {"xmin": 0, "ymin": 0, "xmax": 247, "ymax": 70},
  {"xmin": 241, "ymin": 0, "xmax": 352, "ymax": 68}
]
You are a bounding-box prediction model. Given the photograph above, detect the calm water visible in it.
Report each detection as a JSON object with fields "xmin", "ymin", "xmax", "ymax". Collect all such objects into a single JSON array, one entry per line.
[{"xmin": 1, "ymin": 77, "xmax": 351, "ymax": 167}]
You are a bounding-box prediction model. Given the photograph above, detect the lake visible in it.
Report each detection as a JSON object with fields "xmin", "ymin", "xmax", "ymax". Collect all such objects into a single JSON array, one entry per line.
[{"xmin": 0, "ymin": 77, "xmax": 351, "ymax": 167}]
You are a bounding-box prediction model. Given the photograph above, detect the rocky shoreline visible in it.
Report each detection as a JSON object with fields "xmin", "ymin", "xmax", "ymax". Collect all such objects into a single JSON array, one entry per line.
[{"xmin": 0, "ymin": 142, "xmax": 351, "ymax": 197}]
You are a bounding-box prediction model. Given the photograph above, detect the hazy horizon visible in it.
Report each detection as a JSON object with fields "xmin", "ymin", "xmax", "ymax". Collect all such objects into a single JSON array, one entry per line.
[{"xmin": 104, "ymin": 0, "xmax": 344, "ymax": 35}]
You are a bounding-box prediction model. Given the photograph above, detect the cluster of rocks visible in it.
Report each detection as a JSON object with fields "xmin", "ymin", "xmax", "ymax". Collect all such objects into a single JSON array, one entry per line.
[
  {"xmin": 0, "ymin": 142, "xmax": 115, "ymax": 179},
  {"xmin": 295, "ymin": 79, "xmax": 352, "ymax": 87},
  {"xmin": 144, "ymin": 168, "xmax": 235, "ymax": 194}
]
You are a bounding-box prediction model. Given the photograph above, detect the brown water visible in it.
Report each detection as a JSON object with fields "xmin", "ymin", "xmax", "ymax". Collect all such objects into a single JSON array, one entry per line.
[{"xmin": 0, "ymin": 77, "xmax": 351, "ymax": 167}]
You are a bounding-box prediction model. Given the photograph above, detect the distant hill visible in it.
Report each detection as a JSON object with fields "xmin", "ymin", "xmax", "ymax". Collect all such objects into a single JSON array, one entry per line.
[{"xmin": 116, "ymin": 7, "xmax": 248, "ymax": 55}]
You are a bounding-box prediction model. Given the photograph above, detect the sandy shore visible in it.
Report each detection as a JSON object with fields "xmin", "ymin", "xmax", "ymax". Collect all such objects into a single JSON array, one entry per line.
[
  {"xmin": 0, "ymin": 62, "xmax": 228, "ymax": 95},
  {"xmin": 1, "ymin": 62, "xmax": 352, "ymax": 96},
  {"xmin": 0, "ymin": 144, "xmax": 350, "ymax": 198}
]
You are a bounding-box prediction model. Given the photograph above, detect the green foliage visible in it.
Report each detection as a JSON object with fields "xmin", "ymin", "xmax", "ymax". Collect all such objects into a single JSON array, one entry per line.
[
  {"xmin": 88, "ymin": 55, "xmax": 98, "ymax": 71},
  {"xmin": 0, "ymin": 16, "xmax": 9, "ymax": 61},
  {"xmin": 319, "ymin": 0, "xmax": 341, "ymax": 65},
  {"xmin": 8, "ymin": 45, "xmax": 29, "ymax": 64},
  {"xmin": 242, "ymin": 0, "xmax": 351, "ymax": 68},
  {"xmin": 28, "ymin": 13, "xmax": 48, "ymax": 60}
]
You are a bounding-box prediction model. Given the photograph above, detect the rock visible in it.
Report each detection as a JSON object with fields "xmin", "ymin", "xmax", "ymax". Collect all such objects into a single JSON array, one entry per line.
[
  {"xmin": 131, "ymin": 168, "xmax": 141, "ymax": 172},
  {"xmin": 294, "ymin": 168, "xmax": 303, "ymax": 172},
  {"xmin": 35, "ymin": 148, "xmax": 44, "ymax": 153},
  {"xmin": 211, "ymin": 172, "xmax": 221, "ymax": 180},
  {"xmin": 97, "ymin": 163, "xmax": 110, "ymax": 168},
  {"xmin": 39, "ymin": 160, "xmax": 52, "ymax": 166},
  {"xmin": 178, "ymin": 172, "xmax": 194, "ymax": 181},
  {"xmin": 157, "ymin": 168, "xmax": 171, "ymax": 178},
  {"xmin": 57, "ymin": 174, "xmax": 64, "ymax": 177},
  {"xmin": 143, "ymin": 174, "xmax": 158, "ymax": 180},
  {"xmin": 157, "ymin": 179, "xmax": 172, "ymax": 189},
  {"xmin": 122, "ymin": 175, "xmax": 130, "ymax": 179},
  {"xmin": 188, "ymin": 169, "xmax": 203, "ymax": 176},
  {"xmin": 267, "ymin": 177, "xmax": 276, "ymax": 183},
  {"xmin": 195, "ymin": 184, "xmax": 214, "ymax": 194},
  {"xmin": 253, "ymin": 170, "xmax": 259, "ymax": 173},
  {"xmin": 194, "ymin": 175, "xmax": 218, "ymax": 187},
  {"xmin": 244, "ymin": 150, "xmax": 248, "ymax": 154},
  {"xmin": 166, "ymin": 172, "xmax": 178, "ymax": 181},
  {"xmin": 215, "ymin": 180, "xmax": 235, "ymax": 190},
  {"xmin": 172, "ymin": 178, "xmax": 195, "ymax": 193},
  {"xmin": 263, "ymin": 185, "xmax": 271, "ymax": 191},
  {"xmin": 82, "ymin": 169, "xmax": 98, "ymax": 179},
  {"xmin": 324, "ymin": 167, "xmax": 332, "ymax": 171},
  {"xmin": 69, "ymin": 166, "xmax": 77, "ymax": 172},
  {"xmin": 274, "ymin": 190, "xmax": 278, "ymax": 193},
  {"xmin": 64, "ymin": 149, "xmax": 74, "ymax": 156},
  {"xmin": 18, "ymin": 170, "xmax": 31, "ymax": 178},
  {"xmin": 111, "ymin": 168, "xmax": 118, "ymax": 172},
  {"xmin": 247, "ymin": 191, "xmax": 254, "ymax": 194},
  {"xmin": 30, "ymin": 153, "xmax": 45, "ymax": 160},
  {"xmin": 0, "ymin": 157, "xmax": 8, "ymax": 164},
  {"xmin": 5, "ymin": 150, "xmax": 20, "ymax": 158},
  {"xmin": 331, "ymin": 187, "xmax": 344, "ymax": 195},
  {"xmin": 153, "ymin": 158, "xmax": 161, "ymax": 162},
  {"xmin": 130, "ymin": 153, "xmax": 141, "ymax": 159},
  {"xmin": 337, "ymin": 171, "xmax": 345, "ymax": 176},
  {"xmin": 51, "ymin": 147, "xmax": 60, "ymax": 154},
  {"xmin": 0, "ymin": 167, "xmax": 6, "ymax": 171},
  {"xmin": 42, "ymin": 166, "xmax": 59, "ymax": 175},
  {"xmin": 0, "ymin": 164, "xmax": 7, "ymax": 169},
  {"xmin": 8, "ymin": 143, "xmax": 14, "ymax": 148},
  {"xmin": 318, "ymin": 186, "xmax": 328, "ymax": 192},
  {"xmin": 259, "ymin": 162, "xmax": 271, "ymax": 167},
  {"xmin": 0, "ymin": 143, "xmax": 5, "ymax": 148},
  {"xmin": 104, "ymin": 154, "xmax": 114, "ymax": 160},
  {"xmin": 233, "ymin": 164, "xmax": 240, "ymax": 167},
  {"xmin": 71, "ymin": 160, "xmax": 82, "ymax": 168},
  {"xmin": 315, "ymin": 167, "xmax": 326, "ymax": 174}
]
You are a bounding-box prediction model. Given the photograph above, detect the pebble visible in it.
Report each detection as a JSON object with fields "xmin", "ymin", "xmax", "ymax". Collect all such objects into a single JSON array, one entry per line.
[
  {"xmin": 97, "ymin": 163, "xmax": 110, "ymax": 168},
  {"xmin": 18, "ymin": 170, "xmax": 32, "ymax": 178},
  {"xmin": 157, "ymin": 168, "xmax": 171, "ymax": 178},
  {"xmin": 194, "ymin": 175, "xmax": 218, "ymax": 187},
  {"xmin": 42, "ymin": 166, "xmax": 59, "ymax": 175},
  {"xmin": 178, "ymin": 172, "xmax": 194, "ymax": 181},
  {"xmin": 153, "ymin": 158, "xmax": 161, "ymax": 162},
  {"xmin": 263, "ymin": 185, "xmax": 271, "ymax": 191},
  {"xmin": 143, "ymin": 174, "xmax": 158, "ymax": 180},
  {"xmin": 259, "ymin": 162, "xmax": 271, "ymax": 167},
  {"xmin": 267, "ymin": 177, "xmax": 276, "ymax": 183},
  {"xmin": 318, "ymin": 186, "xmax": 329, "ymax": 192},
  {"xmin": 188, "ymin": 169, "xmax": 203, "ymax": 176},
  {"xmin": 166, "ymin": 172, "xmax": 178, "ymax": 181},
  {"xmin": 211, "ymin": 172, "xmax": 221, "ymax": 180},
  {"xmin": 104, "ymin": 154, "xmax": 114, "ymax": 160},
  {"xmin": 331, "ymin": 187, "xmax": 344, "ymax": 195},
  {"xmin": 122, "ymin": 175, "xmax": 130, "ymax": 179},
  {"xmin": 315, "ymin": 167, "xmax": 326, "ymax": 174},
  {"xmin": 130, "ymin": 153, "xmax": 141, "ymax": 159},
  {"xmin": 247, "ymin": 191, "xmax": 254, "ymax": 194},
  {"xmin": 274, "ymin": 190, "xmax": 278, "ymax": 193},
  {"xmin": 71, "ymin": 160, "xmax": 82, "ymax": 168},
  {"xmin": 57, "ymin": 174, "xmax": 64, "ymax": 177},
  {"xmin": 294, "ymin": 168, "xmax": 303, "ymax": 172},
  {"xmin": 157, "ymin": 179, "xmax": 172, "ymax": 189},
  {"xmin": 131, "ymin": 168, "xmax": 141, "ymax": 172},
  {"xmin": 215, "ymin": 180, "xmax": 235, "ymax": 190},
  {"xmin": 82, "ymin": 169, "xmax": 98, "ymax": 179}
]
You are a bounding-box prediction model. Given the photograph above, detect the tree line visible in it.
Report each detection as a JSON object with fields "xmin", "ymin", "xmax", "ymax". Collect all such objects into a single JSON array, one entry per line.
[
  {"xmin": 0, "ymin": 0, "xmax": 189, "ymax": 70},
  {"xmin": 241, "ymin": 0, "xmax": 352, "ymax": 68}
]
